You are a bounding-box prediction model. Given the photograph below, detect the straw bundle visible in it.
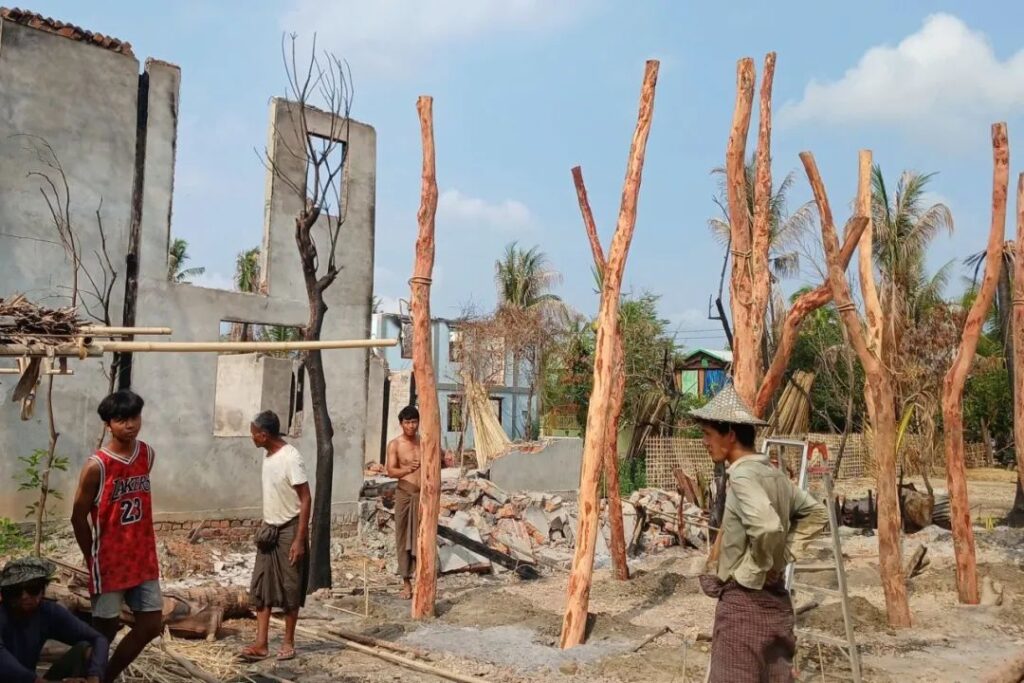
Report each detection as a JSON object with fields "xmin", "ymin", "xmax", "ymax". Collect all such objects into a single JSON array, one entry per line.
[
  {"xmin": 0, "ymin": 294, "xmax": 80, "ymax": 346},
  {"xmin": 121, "ymin": 636, "xmax": 244, "ymax": 683},
  {"xmin": 463, "ymin": 372, "xmax": 509, "ymax": 470},
  {"xmin": 766, "ymin": 370, "xmax": 814, "ymax": 435}
]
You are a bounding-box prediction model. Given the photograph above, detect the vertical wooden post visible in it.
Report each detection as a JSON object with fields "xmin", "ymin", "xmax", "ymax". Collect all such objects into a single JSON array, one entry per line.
[
  {"xmin": 750, "ymin": 52, "xmax": 776, "ymax": 367},
  {"xmin": 1014, "ymin": 173, "xmax": 1024, "ymax": 510},
  {"xmin": 942, "ymin": 122, "xmax": 1008, "ymax": 605},
  {"xmin": 801, "ymin": 150, "xmax": 911, "ymax": 628},
  {"xmin": 411, "ymin": 95, "xmax": 442, "ymax": 620},
  {"xmin": 561, "ymin": 60, "xmax": 659, "ymax": 649},
  {"xmin": 571, "ymin": 166, "xmax": 630, "ymax": 581},
  {"xmin": 725, "ymin": 58, "xmax": 758, "ymax": 405}
]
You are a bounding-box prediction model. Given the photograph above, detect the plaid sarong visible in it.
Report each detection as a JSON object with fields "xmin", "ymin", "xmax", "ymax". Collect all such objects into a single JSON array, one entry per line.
[{"xmin": 707, "ymin": 578, "xmax": 795, "ymax": 683}]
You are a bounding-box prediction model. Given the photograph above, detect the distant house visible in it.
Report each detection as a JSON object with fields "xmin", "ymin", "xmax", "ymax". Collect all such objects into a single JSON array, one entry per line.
[
  {"xmin": 676, "ymin": 348, "xmax": 732, "ymax": 398},
  {"xmin": 367, "ymin": 313, "xmax": 538, "ymax": 460}
]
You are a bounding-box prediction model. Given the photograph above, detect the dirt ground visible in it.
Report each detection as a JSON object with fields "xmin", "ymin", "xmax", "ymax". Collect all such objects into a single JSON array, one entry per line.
[{"xmin": 21, "ymin": 470, "xmax": 1024, "ymax": 682}]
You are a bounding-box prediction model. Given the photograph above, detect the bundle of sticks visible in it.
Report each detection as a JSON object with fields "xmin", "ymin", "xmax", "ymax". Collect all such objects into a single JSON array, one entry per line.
[{"xmin": 0, "ymin": 294, "xmax": 80, "ymax": 346}]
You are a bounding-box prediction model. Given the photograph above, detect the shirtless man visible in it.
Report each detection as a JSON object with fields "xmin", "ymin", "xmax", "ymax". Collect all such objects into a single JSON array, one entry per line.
[{"xmin": 385, "ymin": 405, "xmax": 422, "ymax": 599}]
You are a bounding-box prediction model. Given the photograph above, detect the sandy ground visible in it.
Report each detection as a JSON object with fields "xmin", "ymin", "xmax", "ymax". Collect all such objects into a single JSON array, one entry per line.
[{"xmin": 18, "ymin": 470, "xmax": 1024, "ymax": 682}]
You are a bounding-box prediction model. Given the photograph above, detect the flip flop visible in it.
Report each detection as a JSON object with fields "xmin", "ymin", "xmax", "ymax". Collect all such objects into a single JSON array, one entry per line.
[
  {"xmin": 239, "ymin": 645, "xmax": 269, "ymax": 662},
  {"xmin": 277, "ymin": 647, "xmax": 297, "ymax": 661}
]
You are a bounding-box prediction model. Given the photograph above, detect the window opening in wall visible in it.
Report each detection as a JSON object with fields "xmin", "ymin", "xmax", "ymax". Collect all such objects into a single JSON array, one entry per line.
[
  {"xmin": 213, "ymin": 321, "xmax": 305, "ymax": 438},
  {"xmin": 400, "ymin": 319, "xmax": 413, "ymax": 359},
  {"xmin": 306, "ymin": 133, "xmax": 347, "ymax": 217},
  {"xmin": 448, "ymin": 328, "xmax": 462, "ymax": 363},
  {"xmin": 447, "ymin": 394, "xmax": 464, "ymax": 432},
  {"xmin": 489, "ymin": 396, "xmax": 503, "ymax": 425}
]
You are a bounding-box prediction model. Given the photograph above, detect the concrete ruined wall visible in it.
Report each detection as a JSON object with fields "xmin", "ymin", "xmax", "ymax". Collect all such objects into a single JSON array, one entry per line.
[
  {"xmin": 0, "ymin": 16, "xmax": 376, "ymax": 522},
  {"xmin": 0, "ymin": 18, "xmax": 140, "ymax": 520}
]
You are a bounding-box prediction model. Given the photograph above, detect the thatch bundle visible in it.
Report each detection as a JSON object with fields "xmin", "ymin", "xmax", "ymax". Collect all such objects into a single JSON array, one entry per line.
[{"xmin": 0, "ymin": 294, "xmax": 80, "ymax": 346}]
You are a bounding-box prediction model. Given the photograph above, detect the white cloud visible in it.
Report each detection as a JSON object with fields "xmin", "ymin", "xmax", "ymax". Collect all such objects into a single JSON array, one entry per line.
[
  {"xmin": 666, "ymin": 308, "xmax": 708, "ymax": 330},
  {"xmin": 281, "ymin": 0, "xmax": 589, "ymax": 76},
  {"xmin": 191, "ymin": 271, "xmax": 235, "ymax": 291},
  {"xmin": 438, "ymin": 189, "xmax": 533, "ymax": 232},
  {"xmin": 780, "ymin": 14, "xmax": 1024, "ymax": 137}
]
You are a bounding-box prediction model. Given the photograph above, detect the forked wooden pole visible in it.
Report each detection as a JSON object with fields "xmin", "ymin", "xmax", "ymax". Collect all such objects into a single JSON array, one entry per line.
[
  {"xmin": 410, "ymin": 95, "xmax": 442, "ymax": 620},
  {"xmin": 801, "ymin": 150, "xmax": 911, "ymax": 628},
  {"xmin": 754, "ymin": 216, "xmax": 867, "ymax": 417},
  {"xmin": 1014, "ymin": 174, "xmax": 1024, "ymax": 509},
  {"xmin": 560, "ymin": 60, "xmax": 659, "ymax": 649},
  {"xmin": 942, "ymin": 122, "xmax": 1009, "ymax": 605},
  {"xmin": 571, "ymin": 165, "xmax": 630, "ymax": 581}
]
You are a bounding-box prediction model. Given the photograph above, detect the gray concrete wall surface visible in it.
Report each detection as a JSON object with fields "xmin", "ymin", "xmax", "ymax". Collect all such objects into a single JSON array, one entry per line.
[
  {"xmin": 487, "ymin": 437, "xmax": 583, "ymax": 494},
  {"xmin": 0, "ymin": 20, "xmax": 376, "ymax": 522}
]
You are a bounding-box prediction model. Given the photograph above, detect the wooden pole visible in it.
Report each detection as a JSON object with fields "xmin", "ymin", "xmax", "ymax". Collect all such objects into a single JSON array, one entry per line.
[
  {"xmin": 561, "ymin": 60, "xmax": 658, "ymax": 649},
  {"xmin": 750, "ymin": 52, "xmax": 776, "ymax": 373},
  {"xmin": 754, "ymin": 216, "xmax": 867, "ymax": 417},
  {"xmin": 801, "ymin": 150, "xmax": 911, "ymax": 628},
  {"xmin": 1014, "ymin": 173, "xmax": 1024, "ymax": 510},
  {"xmin": 78, "ymin": 326, "xmax": 172, "ymax": 335},
  {"xmin": 410, "ymin": 95, "xmax": 442, "ymax": 620},
  {"xmin": 725, "ymin": 57, "xmax": 758, "ymax": 406},
  {"xmin": 942, "ymin": 122, "xmax": 1008, "ymax": 605},
  {"xmin": 0, "ymin": 338, "xmax": 396, "ymax": 356},
  {"xmin": 570, "ymin": 165, "xmax": 629, "ymax": 581}
]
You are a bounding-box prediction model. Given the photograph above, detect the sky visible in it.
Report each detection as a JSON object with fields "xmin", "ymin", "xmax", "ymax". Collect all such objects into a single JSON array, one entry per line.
[{"xmin": 26, "ymin": 1, "xmax": 1024, "ymax": 350}]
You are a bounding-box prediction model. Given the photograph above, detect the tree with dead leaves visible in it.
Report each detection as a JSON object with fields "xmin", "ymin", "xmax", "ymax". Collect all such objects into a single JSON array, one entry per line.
[
  {"xmin": 262, "ymin": 35, "xmax": 354, "ymax": 591},
  {"xmin": 801, "ymin": 149, "xmax": 912, "ymax": 627},
  {"xmin": 941, "ymin": 123, "xmax": 1008, "ymax": 605}
]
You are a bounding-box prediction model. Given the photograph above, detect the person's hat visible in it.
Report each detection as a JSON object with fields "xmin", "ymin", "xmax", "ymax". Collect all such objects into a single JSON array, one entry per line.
[
  {"xmin": 688, "ymin": 381, "xmax": 768, "ymax": 427},
  {"xmin": 0, "ymin": 557, "xmax": 55, "ymax": 588}
]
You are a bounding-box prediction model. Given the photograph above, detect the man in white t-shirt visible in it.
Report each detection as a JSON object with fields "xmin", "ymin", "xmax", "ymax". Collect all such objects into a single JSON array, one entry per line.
[{"xmin": 240, "ymin": 411, "xmax": 311, "ymax": 663}]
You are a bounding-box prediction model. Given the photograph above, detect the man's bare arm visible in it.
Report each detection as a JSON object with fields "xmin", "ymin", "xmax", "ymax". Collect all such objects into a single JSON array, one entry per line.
[
  {"xmin": 71, "ymin": 460, "xmax": 100, "ymax": 566},
  {"xmin": 289, "ymin": 482, "xmax": 312, "ymax": 566}
]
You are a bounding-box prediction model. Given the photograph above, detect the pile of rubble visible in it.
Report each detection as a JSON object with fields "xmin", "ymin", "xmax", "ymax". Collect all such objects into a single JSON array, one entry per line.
[{"xmin": 359, "ymin": 470, "xmax": 711, "ymax": 577}]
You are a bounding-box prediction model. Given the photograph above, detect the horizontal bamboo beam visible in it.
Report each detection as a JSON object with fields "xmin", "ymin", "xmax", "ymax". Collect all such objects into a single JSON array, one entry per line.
[
  {"xmin": 0, "ymin": 338, "xmax": 398, "ymax": 357},
  {"xmin": 79, "ymin": 326, "xmax": 173, "ymax": 336}
]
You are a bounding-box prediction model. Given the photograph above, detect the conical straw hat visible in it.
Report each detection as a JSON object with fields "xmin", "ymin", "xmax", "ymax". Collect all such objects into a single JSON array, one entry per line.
[{"xmin": 688, "ymin": 381, "xmax": 767, "ymax": 426}]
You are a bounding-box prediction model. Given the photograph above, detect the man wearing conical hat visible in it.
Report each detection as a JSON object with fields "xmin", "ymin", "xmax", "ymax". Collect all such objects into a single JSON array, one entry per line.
[{"xmin": 690, "ymin": 382, "xmax": 828, "ymax": 683}]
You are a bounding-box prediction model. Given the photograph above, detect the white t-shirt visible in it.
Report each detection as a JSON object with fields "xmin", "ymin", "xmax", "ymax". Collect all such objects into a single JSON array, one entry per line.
[{"xmin": 261, "ymin": 444, "xmax": 309, "ymax": 525}]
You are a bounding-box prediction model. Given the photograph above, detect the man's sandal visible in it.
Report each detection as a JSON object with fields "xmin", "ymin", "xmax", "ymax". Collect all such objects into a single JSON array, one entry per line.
[
  {"xmin": 277, "ymin": 646, "xmax": 296, "ymax": 661},
  {"xmin": 239, "ymin": 645, "xmax": 269, "ymax": 662}
]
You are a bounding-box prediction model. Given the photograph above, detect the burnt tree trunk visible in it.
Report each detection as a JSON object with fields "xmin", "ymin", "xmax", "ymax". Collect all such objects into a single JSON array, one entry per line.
[
  {"xmin": 411, "ymin": 96, "xmax": 442, "ymax": 619},
  {"xmin": 298, "ymin": 227, "xmax": 334, "ymax": 591},
  {"xmin": 942, "ymin": 122, "xmax": 1008, "ymax": 605},
  {"xmin": 571, "ymin": 165, "xmax": 630, "ymax": 581},
  {"xmin": 561, "ymin": 60, "xmax": 658, "ymax": 649},
  {"xmin": 802, "ymin": 149, "xmax": 911, "ymax": 628}
]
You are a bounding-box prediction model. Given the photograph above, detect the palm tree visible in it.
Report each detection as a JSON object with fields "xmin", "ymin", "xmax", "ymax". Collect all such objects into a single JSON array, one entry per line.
[
  {"xmin": 494, "ymin": 242, "xmax": 562, "ymax": 438},
  {"xmin": 871, "ymin": 166, "xmax": 955, "ymax": 336},
  {"xmin": 167, "ymin": 237, "xmax": 205, "ymax": 283},
  {"xmin": 230, "ymin": 247, "xmax": 261, "ymax": 341}
]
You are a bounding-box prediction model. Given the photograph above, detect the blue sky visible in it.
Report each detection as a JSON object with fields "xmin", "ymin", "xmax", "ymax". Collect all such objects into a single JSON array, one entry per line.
[{"xmin": 28, "ymin": 1, "xmax": 1024, "ymax": 349}]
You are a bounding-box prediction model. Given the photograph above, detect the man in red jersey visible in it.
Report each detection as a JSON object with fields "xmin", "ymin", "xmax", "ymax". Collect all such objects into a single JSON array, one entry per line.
[{"xmin": 71, "ymin": 390, "xmax": 163, "ymax": 683}]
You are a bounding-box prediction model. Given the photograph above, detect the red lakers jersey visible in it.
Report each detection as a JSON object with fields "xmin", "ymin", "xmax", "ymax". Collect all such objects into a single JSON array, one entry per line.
[{"xmin": 89, "ymin": 441, "xmax": 160, "ymax": 594}]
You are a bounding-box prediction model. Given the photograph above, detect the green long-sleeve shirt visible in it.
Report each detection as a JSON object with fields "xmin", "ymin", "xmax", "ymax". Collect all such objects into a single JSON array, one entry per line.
[{"xmin": 715, "ymin": 454, "xmax": 829, "ymax": 589}]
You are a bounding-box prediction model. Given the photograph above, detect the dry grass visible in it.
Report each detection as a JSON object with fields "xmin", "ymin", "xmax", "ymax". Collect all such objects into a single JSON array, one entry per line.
[
  {"xmin": 122, "ymin": 634, "xmax": 247, "ymax": 682},
  {"xmin": 966, "ymin": 467, "xmax": 1019, "ymax": 483}
]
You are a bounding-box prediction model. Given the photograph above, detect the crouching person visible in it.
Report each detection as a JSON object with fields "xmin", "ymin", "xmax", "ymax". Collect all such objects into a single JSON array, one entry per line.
[
  {"xmin": 0, "ymin": 557, "xmax": 109, "ymax": 683},
  {"xmin": 241, "ymin": 411, "xmax": 311, "ymax": 662}
]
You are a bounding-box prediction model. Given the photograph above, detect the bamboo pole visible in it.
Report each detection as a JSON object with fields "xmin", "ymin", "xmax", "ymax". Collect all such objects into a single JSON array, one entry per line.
[
  {"xmin": 410, "ymin": 95, "xmax": 442, "ymax": 620},
  {"xmin": 726, "ymin": 57, "xmax": 758, "ymax": 406},
  {"xmin": 1013, "ymin": 174, "xmax": 1024, "ymax": 521},
  {"xmin": 754, "ymin": 216, "xmax": 868, "ymax": 417},
  {"xmin": 79, "ymin": 326, "xmax": 172, "ymax": 335},
  {"xmin": 570, "ymin": 165, "xmax": 630, "ymax": 581},
  {"xmin": 942, "ymin": 122, "xmax": 1008, "ymax": 605},
  {"xmin": 801, "ymin": 150, "xmax": 911, "ymax": 628},
  {"xmin": 0, "ymin": 338, "xmax": 397, "ymax": 356},
  {"xmin": 561, "ymin": 59, "xmax": 658, "ymax": 649}
]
